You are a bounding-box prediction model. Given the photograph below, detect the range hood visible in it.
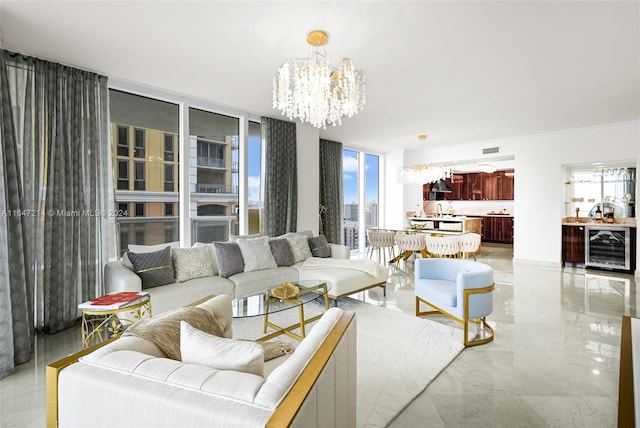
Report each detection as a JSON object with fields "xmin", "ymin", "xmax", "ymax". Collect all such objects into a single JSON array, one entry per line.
[{"xmin": 430, "ymin": 179, "xmax": 452, "ymax": 193}]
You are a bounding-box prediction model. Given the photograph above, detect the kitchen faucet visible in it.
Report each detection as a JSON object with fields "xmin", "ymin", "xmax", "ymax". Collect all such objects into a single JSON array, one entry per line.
[{"xmin": 436, "ymin": 203, "xmax": 443, "ymax": 218}]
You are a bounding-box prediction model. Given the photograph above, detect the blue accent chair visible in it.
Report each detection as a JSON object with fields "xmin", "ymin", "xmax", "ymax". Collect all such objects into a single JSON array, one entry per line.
[{"xmin": 415, "ymin": 258, "xmax": 495, "ymax": 347}]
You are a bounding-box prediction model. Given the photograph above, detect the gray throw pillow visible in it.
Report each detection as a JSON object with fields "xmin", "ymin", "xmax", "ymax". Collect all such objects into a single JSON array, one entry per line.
[
  {"xmin": 308, "ymin": 235, "xmax": 331, "ymax": 258},
  {"xmin": 127, "ymin": 246, "xmax": 175, "ymax": 289},
  {"xmin": 269, "ymin": 238, "xmax": 295, "ymax": 266},
  {"xmin": 213, "ymin": 241, "xmax": 244, "ymax": 278}
]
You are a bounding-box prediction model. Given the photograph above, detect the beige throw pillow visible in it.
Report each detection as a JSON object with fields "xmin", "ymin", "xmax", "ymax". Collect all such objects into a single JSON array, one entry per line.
[
  {"xmin": 287, "ymin": 235, "xmax": 312, "ymax": 263},
  {"xmin": 124, "ymin": 306, "xmax": 225, "ymax": 360},
  {"xmin": 180, "ymin": 321, "xmax": 264, "ymax": 377},
  {"xmin": 172, "ymin": 247, "xmax": 214, "ymax": 282}
]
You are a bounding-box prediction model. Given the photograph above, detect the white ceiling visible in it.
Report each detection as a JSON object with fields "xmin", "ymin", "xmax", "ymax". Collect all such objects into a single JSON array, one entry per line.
[{"xmin": 1, "ymin": 1, "xmax": 638, "ymax": 154}]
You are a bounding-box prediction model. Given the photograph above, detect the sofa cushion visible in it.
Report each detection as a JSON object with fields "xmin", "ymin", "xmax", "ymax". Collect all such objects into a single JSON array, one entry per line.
[
  {"xmin": 127, "ymin": 246, "xmax": 175, "ymax": 289},
  {"xmin": 308, "ymin": 235, "xmax": 331, "ymax": 258},
  {"xmin": 214, "ymin": 242, "xmax": 245, "ymax": 278},
  {"xmin": 124, "ymin": 306, "xmax": 225, "ymax": 360},
  {"xmin": 237, "ymin": 236, "xmax": 277, "ymax": 272},
  {"xmin": 269, "ymin": 238, "xmax": 295, "ymax": 267},
  {"xmin": 287, "ymin": 235, "xmax": 312, "ymax": 263},
  {"xmin": 180, "ymin": 321, "xmax": 265, "ymax": 377},
  {"xmin": 172, "ymin": 247, "xmax": 214, "ymax": 282}
]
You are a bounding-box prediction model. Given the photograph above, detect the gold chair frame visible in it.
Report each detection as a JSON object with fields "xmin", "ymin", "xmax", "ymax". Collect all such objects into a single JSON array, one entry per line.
[{"xmin": 416, "ymin": 283, "xmax": 495, "ymax": 347}]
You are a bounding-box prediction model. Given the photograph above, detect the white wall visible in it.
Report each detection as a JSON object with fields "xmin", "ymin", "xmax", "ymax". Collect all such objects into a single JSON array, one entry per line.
[
  {"xmin": 384, "ymin": 151, "xmax": 406, "ymax": 230},
  {"xmin": 384, "ymin": 121, "xmax": 640, "ymax": 274},
  {"xmin": 296, "ymin": 124, "xmax": 320, "ymax": 234}
]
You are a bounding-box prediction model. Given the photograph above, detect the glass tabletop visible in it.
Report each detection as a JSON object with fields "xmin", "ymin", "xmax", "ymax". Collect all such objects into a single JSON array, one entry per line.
[{"xmin": 232, "ymin": 279, "xmax": 330, "ymax": 318}]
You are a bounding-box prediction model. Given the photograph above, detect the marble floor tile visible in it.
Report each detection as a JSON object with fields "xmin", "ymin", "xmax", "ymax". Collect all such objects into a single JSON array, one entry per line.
[{"xmin": 0, "ymin": 243, "xmax": 636, "ymax": 428}]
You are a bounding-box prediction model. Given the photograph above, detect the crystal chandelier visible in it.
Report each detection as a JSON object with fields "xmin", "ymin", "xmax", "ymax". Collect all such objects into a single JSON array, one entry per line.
[
  {"xmin": 399, "ymin": 164, "xmax": 452, "ymax": 184},
  {"xmin": 272, "ymin": 30, "xmax": 366, "ymax": 129}
]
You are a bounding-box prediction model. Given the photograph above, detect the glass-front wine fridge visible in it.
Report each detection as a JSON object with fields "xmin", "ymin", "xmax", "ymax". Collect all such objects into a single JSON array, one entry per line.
[{"xmin": 585, "ymin": 226, "xmax": 631, "ymax": 271}]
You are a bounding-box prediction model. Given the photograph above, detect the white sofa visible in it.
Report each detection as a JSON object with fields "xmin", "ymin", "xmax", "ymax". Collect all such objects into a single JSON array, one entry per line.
[
  {"xmin": 104, "ymin": 233, "xmax": 389, "ymax": 315},
  {"xmin": 47, "ymin": 295, "xmax": 357, "ymax": 428}
]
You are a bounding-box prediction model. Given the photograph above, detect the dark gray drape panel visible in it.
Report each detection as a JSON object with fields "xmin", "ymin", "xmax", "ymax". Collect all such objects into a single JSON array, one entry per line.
[
  {"xmin": 319, "ymin": 139, "xmax": 343, "ymax": 244},
  {"xmin": 38, "ymin": 61, "xmax": 110, "ymax": 333},
  {"xmin": 0, "ymin": 50, "xmax": 111, "ymax": 358},
  {"xmin": 262, "ymin": 117, "xmax": 297, "ymax": 237},
  {"xmin": 0, "ymin": 52, "xmax": 34, "ymax": 379}
]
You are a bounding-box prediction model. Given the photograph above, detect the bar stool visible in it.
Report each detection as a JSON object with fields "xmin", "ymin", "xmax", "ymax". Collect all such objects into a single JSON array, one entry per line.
[
  {"xmin": 425, "ymin": 234, "xmax": 461, "ymax": 258},
  {"xmin": 367, "ymin": 229, "xmax": 396, "ymax": 264},
  {"xmin": 394, "ymin": 232, "xmax": 426, "ymax": 265},
  {"xmin": 460, "ymin": 233, "xmax": 482, "ymax": 260}
]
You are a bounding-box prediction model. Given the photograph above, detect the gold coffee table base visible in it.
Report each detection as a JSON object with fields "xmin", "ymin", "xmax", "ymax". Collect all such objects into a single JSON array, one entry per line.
[{"xmin": 262, "ymin": 282, "xmax": 329, "ymax": 342}]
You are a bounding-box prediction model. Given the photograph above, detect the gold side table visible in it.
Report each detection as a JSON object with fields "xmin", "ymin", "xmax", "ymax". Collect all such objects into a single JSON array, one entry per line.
[{"xmin": 80, "ymin": 295, "xmax": 152, "ymax": 348}]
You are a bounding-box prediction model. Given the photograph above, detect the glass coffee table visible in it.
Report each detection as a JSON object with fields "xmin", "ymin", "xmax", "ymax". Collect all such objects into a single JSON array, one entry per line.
[{"xmin": 233, "ymin": 279, "xmax": 330, "ymax": 341}]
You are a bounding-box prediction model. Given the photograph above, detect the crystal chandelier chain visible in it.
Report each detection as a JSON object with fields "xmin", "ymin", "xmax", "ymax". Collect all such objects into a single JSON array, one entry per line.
[{"xmin": 273, "ymin": 31, "xmax": 366, "ymax": 129}]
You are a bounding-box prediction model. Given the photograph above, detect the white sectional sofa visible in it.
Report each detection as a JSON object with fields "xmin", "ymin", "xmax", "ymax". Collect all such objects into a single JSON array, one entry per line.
[
  {"xmin": 47, "ymin": 295, "xmax": 357, "ymax": 428},
  {"xmin": 104, "ymin": 231, "xmax": 389, "ymax": 315}
]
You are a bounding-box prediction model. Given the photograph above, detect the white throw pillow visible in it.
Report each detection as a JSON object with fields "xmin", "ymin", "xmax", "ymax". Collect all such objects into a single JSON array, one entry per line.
[
  {"xmin": 287, "ymin": 235, "xmax": 313, "ymax": 263},
  {"xmin": 192, "ymin": 242, "xmax": 219, "ymax": 276},
  {"xmin": 180, "ymin": 321, "xmax": 264, "ymax": 377},
  {"xmin": 236, "ymin": 236, "xmax": 277, "ymax": 272},
  {"xmin": 171, "ymin": 247, "xmax": 214, "ymax": 282}
]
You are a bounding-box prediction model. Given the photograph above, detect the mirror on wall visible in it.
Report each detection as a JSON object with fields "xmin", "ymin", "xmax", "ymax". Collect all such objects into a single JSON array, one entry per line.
[{"xmin": 566, "ymin": 166, "xmax": 636, "ymax": 218}]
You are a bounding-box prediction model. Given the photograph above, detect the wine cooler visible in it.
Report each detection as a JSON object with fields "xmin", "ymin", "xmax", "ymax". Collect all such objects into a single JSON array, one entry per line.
[{"xmin": 585, "ymin": 226, "xmax": 631, "ymax": 271}]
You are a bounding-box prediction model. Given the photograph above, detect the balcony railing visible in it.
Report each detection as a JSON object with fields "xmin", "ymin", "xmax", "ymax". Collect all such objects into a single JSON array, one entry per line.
[
  {"xmin": 196, "ymin": 184, "xmax": 238, "ymax": 194},
  {"xmin": 192, "ymin": 216, "xmax": 236, "ymax": 243},
  {"xmin": 197, "ymin": 157, "xmax": 226, "ymax": 168}
]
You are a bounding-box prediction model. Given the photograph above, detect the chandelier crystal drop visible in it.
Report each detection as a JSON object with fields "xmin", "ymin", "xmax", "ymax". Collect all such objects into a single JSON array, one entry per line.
[{"xmin": 273, "ymin": 31, "xmax": 366, "ymax": 129}]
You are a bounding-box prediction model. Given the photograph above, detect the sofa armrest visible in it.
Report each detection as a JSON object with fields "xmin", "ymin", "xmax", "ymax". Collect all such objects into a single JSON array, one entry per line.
[
  {"xmin": 104, "ymin": 261, "xmax": 142, "ymax": 294},
  {"xmin": 329, "ymin": 243, "xmax": 350, "ymax": 259}
]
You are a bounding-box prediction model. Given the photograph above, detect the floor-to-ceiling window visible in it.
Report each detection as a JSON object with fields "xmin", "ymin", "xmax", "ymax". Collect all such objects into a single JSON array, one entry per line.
[
  {"xmin": 247, "ymin": 121, "xmax": 263, "ymax": 234},
  {"xmin": 109, "ymin": 90, "xmax": 179, "ymax": 256},
  {"xmin": 189, "ymin": 108, "xmax": 239, "ymax": 242},
  {"xmin": 342, "ymin": 148, "xmax": 381, "ymax": 253},
  {"xmin": 343, "ymin": 149, "xmax": 360, "ymax": 250},
  {"xmin": 109, "ymin": 85, "xmax": 261, "ymax": 255}
]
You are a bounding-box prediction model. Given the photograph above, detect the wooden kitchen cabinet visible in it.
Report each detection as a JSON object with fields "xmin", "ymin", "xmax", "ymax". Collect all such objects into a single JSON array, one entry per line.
[
  {"xmin": 424, "ymin": 170, "xmax": 515, "ymax": 201},
  {"xmin": 482, "ymin": 216, "xmax": 514, "ymax": 244},
  {"xmin": 498, "ymin": 170, "xmax": 515, "ymax": 200},
  {"xmin": 562, "ymin": 225, "xmax": 585, "ymax": 265},
  {"xmin": 482, "ymin": 173, "xmax": 499, "ymax": 200},
  {"xmin": 465, "ymin": 173, "xmax": 484, "ymax": 200},
  {"xmin": 445, "ymin": 174, "xmax": 464, "ymax": 200}
]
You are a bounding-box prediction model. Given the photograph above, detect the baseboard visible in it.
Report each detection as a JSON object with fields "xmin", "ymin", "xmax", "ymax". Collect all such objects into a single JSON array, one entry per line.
[{"xmin": 512, "ymin": 258, "xmax": 562, "ymax": 270}]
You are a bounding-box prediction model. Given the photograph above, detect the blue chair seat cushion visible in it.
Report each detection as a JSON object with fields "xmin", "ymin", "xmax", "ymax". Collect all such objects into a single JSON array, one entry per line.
[{"xmin": 415, "ymin": 279, "xmax": 457, "ymax": 309}]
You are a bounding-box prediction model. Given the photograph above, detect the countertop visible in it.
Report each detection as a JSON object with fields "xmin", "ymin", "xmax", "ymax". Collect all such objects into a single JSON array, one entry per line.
[
  {"xmin": 562, "ymin": 219, "xmax": 636, "ymax": 228},
  {"xmin": 415, "ymin": 214, "xmax": 513, "ymax": 220}
]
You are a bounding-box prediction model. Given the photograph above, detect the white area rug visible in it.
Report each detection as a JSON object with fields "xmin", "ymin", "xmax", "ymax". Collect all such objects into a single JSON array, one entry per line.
[{"xmin": 233, "ymin": 298, "xmax": 465, "ymax": 428}]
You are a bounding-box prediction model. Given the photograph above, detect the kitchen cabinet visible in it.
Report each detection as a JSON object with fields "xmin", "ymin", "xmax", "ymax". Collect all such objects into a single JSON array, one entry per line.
[
  {"xmin": 444, "ymin": 175, "xmax": 464, "ymax": 200},
  {"xmin": 562, "ymin": 225, "xmax": 585, "ymax": 266},
  {"xmin": 482, "ymin": 216, "xmax": 514, "ymax": 244},
  {"xmin": 482, "ymin": 173, "xmax": 499, "ymax": 200},
  {"xmin": 423, "ymin": 170, "xmax": 515, "ymax": 201},
  {"xmin": 466, "ymin": 173, "xmax": 484, "ymax": 200},
  {"xmin": 498, "ymin": 170, "xmax": 515, "ymax": 200}
]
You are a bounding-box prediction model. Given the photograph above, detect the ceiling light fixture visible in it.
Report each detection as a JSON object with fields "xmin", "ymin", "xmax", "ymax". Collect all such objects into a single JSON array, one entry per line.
[
  {"xmin": 272, "ymin": 30, "xmax": 366, "ymax": 129},
  {"xmin": 399, "ymin": 164, "xmax": 451, "ymax": 184},
  {"xmin": 478, "ymin": 163, "xmax": 497, "ymax": 173}
]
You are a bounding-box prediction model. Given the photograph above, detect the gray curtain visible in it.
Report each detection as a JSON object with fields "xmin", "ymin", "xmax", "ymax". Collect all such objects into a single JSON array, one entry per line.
[
  {"xmin": 319, "ymin": 139, "xmax": 343, "ymax": 244},
  {"xmin": 262, "ymin": 117, "xmax": 297, "ymax": 236},
  {"xmin": 0, "ymin": 52, "xmax": 33, "ymax": 379},
  {"xmin": 0, "ymin": 50, "xmax": 111, "ymax": 378}
]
